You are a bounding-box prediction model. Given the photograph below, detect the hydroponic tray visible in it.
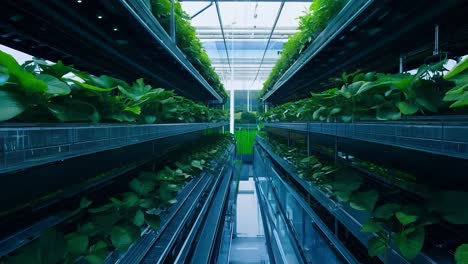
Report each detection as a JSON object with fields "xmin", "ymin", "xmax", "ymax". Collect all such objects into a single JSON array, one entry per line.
[
  {"xmin": 265, "ymin": 121, "xmax": 468, "ymax": 160},
  {"xmin": 263, "ymin": 0, "xmax": 468, "ymax": 104},
  {"xmin": 0, "ymin": 0, "xmax": 223, "ymax": 103},
  {"xmin": 0, "ymin": 122, "xmax": 228, "ymax": 173}
]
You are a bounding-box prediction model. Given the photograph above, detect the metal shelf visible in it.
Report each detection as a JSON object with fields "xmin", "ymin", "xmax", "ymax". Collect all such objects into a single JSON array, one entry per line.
[
  {"xmin": 263, "ymin": 0, "xmax": 468, "ymax": 104},
  {"xmin": 122, "ymin": 144, "xmax": 235, "ymax": 264},
  {"xmin": 0, "ymin": 122, "xmax": 228, "ymax": 173},
  {"xmin": 0, "ymin": 0, "xmax": 223, "ymax": 103},
  {"xmin": 255, "ymin": 137, "xmax": 447, "ymax": 264},
  {"xmin": 256, "ymin": 148, "xmax": 359, "ymax": 264},
  {"xmin": 265, "ymin": 121, "xmax": 468, "ymax": 160}
]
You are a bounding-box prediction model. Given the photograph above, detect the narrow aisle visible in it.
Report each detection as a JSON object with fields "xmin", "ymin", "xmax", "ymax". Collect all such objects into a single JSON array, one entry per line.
[{"xmin": 229, "ymin": 165, "xmax": 270, "ymax": 264}]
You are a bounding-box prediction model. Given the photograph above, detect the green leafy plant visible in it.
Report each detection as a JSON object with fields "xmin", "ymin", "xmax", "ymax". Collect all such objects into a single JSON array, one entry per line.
[
  {"xmin": 260, "ymin": 0, "xmax": 348, "ymax": 96},
  {"xmin": 443, "ymin": 57, "xmax": 468, "ymax": 108},
  {"xmin": 149, "ymin": 0, "xmax": 227, "ymax": 100},
  {"xmin": 5, "ymin": 134, "xmax": 234, "ymax": 264},
  {"xmin": 261, "ymin": 60, "xmax": 468, "ymax": 122},
  {"xmin": 0, "ymin": 51, "xmax": 228, "ymax": 123},
  {"xmin": 262, "ymin": 134, "xmax": 468, "ymax": 263}
]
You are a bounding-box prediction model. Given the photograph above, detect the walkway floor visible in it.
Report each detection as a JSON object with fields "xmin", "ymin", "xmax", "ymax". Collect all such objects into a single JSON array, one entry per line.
[{"xmin": 229, "ymin": 164, "xmax": 270, "ymax": 264}]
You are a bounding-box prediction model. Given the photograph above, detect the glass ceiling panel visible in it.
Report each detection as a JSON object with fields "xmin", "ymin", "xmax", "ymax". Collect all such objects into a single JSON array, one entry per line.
[{"xmin": 181, "ymin": 1, "xmax": 310, "ymax": 91}]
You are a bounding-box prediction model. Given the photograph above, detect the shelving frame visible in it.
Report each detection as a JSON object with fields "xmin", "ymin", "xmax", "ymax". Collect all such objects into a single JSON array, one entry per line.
[
  {"xmin": 262, "ymin": 0, "xmax": 468, "ymax": 104},
  {"xmin": 0, "ymin": 122, "xmax": 228, "ymax": 174},
  {"xmin": 0, "ymin": 0, "xmax": 224, "ymax": 103},
  {"xmin": 255, "ymin": 136, "xmax": 453, "ymax": 264}
]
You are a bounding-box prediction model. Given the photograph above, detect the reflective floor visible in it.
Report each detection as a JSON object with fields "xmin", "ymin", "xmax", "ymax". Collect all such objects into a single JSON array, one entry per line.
[{"xmin": 229, "ymin": 165, "xmax": 270, "ymax": 264}]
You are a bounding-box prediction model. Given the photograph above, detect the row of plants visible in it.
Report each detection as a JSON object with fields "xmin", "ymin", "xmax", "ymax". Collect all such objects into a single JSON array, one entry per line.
[
  {"xmin": 261, "ymin": 133, "xmax": 468, "ymax": 263},
  {"xmin": 261, "ymin": 58, "xmax": 468, "ymax": 122},
  {"xmin": 0, "ymin": 50, "xmax": 228, "ymax": 123},
  {"xmin": 4, "ymin": 134, "xmax": 234, "ymax": 264},
  {"xmin": 260, "ymin": 0, "xmax": 348, "ymax": 96},
  {"xmin": 149, "ymin": 0, "xmax": 227, "ymax": 100}
]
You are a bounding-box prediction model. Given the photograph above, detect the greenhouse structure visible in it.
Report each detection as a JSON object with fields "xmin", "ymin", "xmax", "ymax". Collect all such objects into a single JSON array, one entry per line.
[{"xmin": 1, "ymin": 0, "xmax": 468, "ymax": 263}]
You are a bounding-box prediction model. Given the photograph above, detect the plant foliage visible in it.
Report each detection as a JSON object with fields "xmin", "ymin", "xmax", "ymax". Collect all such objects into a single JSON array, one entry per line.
[
  {"xmin": 5, "ymin": 134, "xmax": 233, "ymax": 264},
  {"xmin": 260, "ymin": 0, "xmax": 348, "ymax": 96},
  {"xmin": 261, "ymin": 60, "xmax": 468, "ymax": 122},
  {"xmin": 149, "ymin": 0, "xmax": 227, "ymax": 99},
  {"xmin": 0, "ymin": 51, "xmax": 228, "ymax": 123},
  {"xmin": 262, "ymin": 134, "xmax": 468, "ymax": 263}
]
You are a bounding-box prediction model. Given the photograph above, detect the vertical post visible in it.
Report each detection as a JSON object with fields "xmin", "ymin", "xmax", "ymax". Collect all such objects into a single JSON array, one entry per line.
[
  {"xmin": 170, "ymin": 0, "xmax": 176, "ymax": 44},
  {"xmin": 399, "ymin": 55, "xmax": 404, "ymax": 73},
  {"xmin": 229, "ymin": 25, "xmax": 235, "ymax": 134},
  {"xmin": 247, "ymin": 89, "xmax": 250, "ymax": 112},
  {"xmin": 433, "ymin": 24, "xmax": 439, "ymax": 55}
]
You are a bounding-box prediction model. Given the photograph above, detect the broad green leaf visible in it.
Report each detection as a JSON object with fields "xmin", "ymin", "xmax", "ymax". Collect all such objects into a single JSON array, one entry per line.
[
  {"xmin": 349, "ymin": 190, "xmax": 379, "ymax": 211},
  {"xmin": 85, "ymin": 255, "xmax": 106, "ymax": 264},
  {"xmin": 133, "ymin": 209, "xmax": 145, "ymax": 226},
  {"xmin": 0, "ymin": 90, "xmax": 25, "ymax": 121},
  {"xmin": 91, "ymin": 211, "xmax": 122, "ymax": 234},
  {"xmin": 335, "ymin": 190, "xmax": 352, "ymax": 202},
  {"xmin": 373, "ymin": 203, "xmax": 401, "ymax": 220},
  {"xmin": 413, "ymin": 80, "xmax": 442, "ymax": 112},
  {"xmin": 118, "ymin": 79, "xmax": 152, "ymax": 101},
  {"xmin": 85, "ymin": 240, "xmax": 109, "ymax": 264},
  {"xmin": 455, "ymin": 244, "xmax": 468, "ymax": 264},
  {"xmin": 129, "ymin": 177, "xmax": 156, "ymax": 196},
  {"xmin": 72, "ymin": 71, "xmax": 125, "ymax": 88},
  {"xmin": 445, "ymin": 57, "xmax": 468, "ymax": 79},
  {"xmin": 66, "ymin": 233, "xmax": 89, "ymax": 255},
  {"xmin": 396, "ymin": 100, "xmax": 419, "ymax": 115},
  {"xmin": 368, "ymin": 236, "xmax": 387, "ymax": 257},
  {"xmin": 0, "ymin": 50, "xmax": 21, "ymax": 71},
  {"xmin": 0, "ymin": 51, "xmax": 48, "ymax": 93},
  {"xmin": 145, "ymin": 213, "xmax": 161, "ymax": 229},
  {"xmin": 68, "ymin": 79, "xmax": 114, "ymax": 92},
  {"xmin": 330, "ymin": 173, "xmax": 363, "ymax": 192},
  {"xmin": 395, "ymin": 205, "xmax": 422, "ymax": 226},
  {"xmin": 139, "ymin": 198, "xmax": 158, "ymax": 209},
  {"xmin": 376, "ymin": 106, "xmax": 401, "ymax": 120},
  {"xmin": 396, "ymin": 212, "xmax": 418, "ymax": 226},
  {"xmin": 36, "ymin": 74, "xmax": 70, "ymax": 95},
  {"xmin": 78, "ymin": 222, "xmax": 96, "ymax": 235},
  {"xmin": 395, "ymin": 226, "xmax": 425, "ymax": 260},
  {"xmin": 191, "ymin": 160, "xmax": 204, "ymax": 170},
  {"xmin": 122, "ymin": 192, "xmax": 140, "ymax": 207},
  {"xmin": 45, "ymin": 60, "xmax": 72, "ymax": 78},
  {"xmin": 144, "ymin": 115, "xmax": 157, "ymax": 124},
  {"xmin": 449, "ymin": 92, "xmax": 468, "ymax": 108},
  {"xmin": 124, "ymin": 105, "xmax": 141, "ymax": 115},
  {"xmin": 110, "ymin": 225, "xmax": 140, "ymax": 251},
  {"xmin": 48, "ymin": 100, "xmax": 100, "ymax": 122},
  {"xmin": 79, "ymin": 197, "xmax": 93, "ymax": 210},
  {"xmin": 360, "ymin": 221, "xmax": 381, "ymax": 233}
]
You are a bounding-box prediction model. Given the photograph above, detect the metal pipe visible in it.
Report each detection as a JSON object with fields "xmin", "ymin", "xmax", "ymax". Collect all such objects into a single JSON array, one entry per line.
[
  {"xmin": 399, "ymin": 55, "xmax": 404, "ymax": 73},
  {"xmin": 214, "ymin": 0, "xmax": 232, "ymax": 71},
  {"xmin": 170, "ymin": 0, "xmax": 176, "ymax": 43},
  {"xmin": 250, "ymin": 0, "xmax": 285, "ymax": 89},
  {"xmin": 191, "ymin": 0, "xmax": 213, "ymax": 19},
  {"xmin": 434, "ymin": 24, "xmax": 439, "ymax": 55}
]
